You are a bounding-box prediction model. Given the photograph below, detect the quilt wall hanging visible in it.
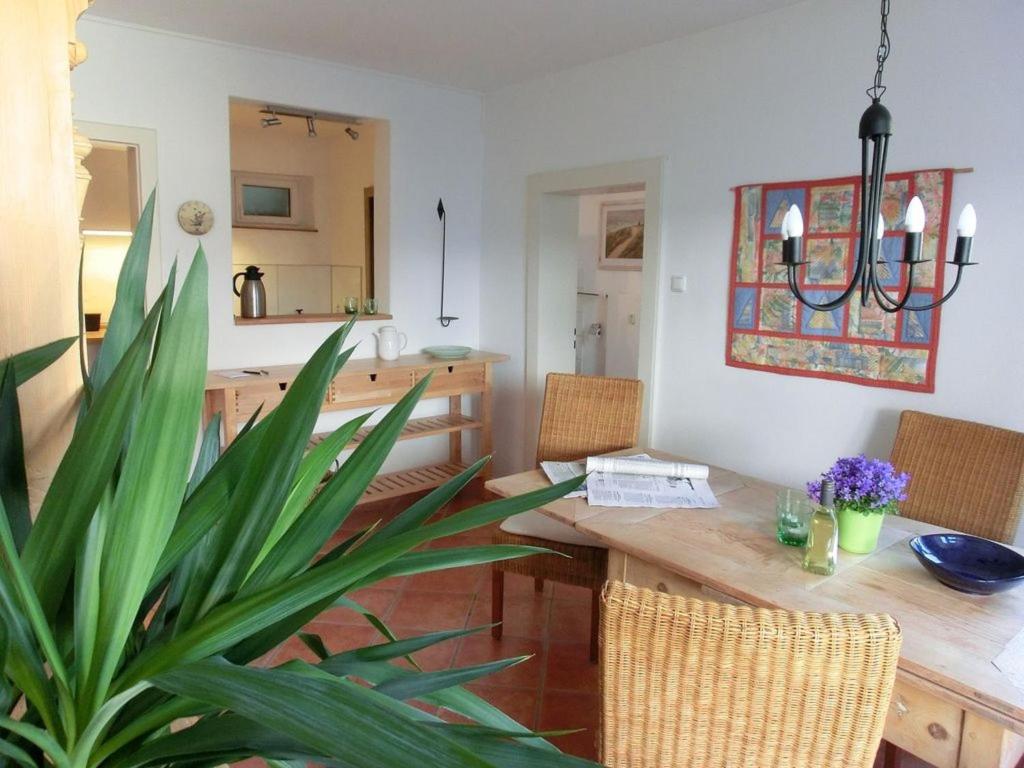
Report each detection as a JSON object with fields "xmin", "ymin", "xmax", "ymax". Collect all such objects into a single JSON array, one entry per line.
[{"xmin": 726, "ymin": 168, "xmax": 954, "ymax": 393}]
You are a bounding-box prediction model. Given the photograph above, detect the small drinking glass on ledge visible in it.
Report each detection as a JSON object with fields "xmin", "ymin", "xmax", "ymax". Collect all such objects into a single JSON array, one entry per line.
[
  {"xmin": 776, "ymin": 488, "xmax": 812, "ymax": 546},
  {"xmin": 344, "ymin": 296, "xmax": 358, "ymax": 314},
  {"xmin": 364, "ymin": 297, "xmax": 378, "ymax": 315}
]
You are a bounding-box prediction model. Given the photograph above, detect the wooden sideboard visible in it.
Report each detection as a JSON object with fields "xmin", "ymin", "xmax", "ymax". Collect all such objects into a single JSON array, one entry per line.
[{"xmin": 204, "ymin": 351, "xmax": 508, "ymax": 505}]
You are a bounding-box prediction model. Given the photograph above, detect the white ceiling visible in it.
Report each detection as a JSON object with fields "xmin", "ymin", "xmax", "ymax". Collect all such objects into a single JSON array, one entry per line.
[{"xmin": 86, "ymin": 0, "xmax": 805, "ymax": 92}]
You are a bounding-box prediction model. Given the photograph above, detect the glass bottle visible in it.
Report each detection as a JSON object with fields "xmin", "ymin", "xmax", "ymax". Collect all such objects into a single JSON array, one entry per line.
[{"xmin": 803, "ymin": 478, "xmax": 838, "ymax": 576}]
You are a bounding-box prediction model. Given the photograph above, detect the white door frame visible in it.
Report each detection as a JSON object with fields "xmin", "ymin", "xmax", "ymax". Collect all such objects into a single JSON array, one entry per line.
[
  {"xmin": 75, "ymin": 121, "xmax": 162, "ymax": 308},
  {"xmin": 524, "ymin": 157, "xmax": 665, "ymax": 468}
]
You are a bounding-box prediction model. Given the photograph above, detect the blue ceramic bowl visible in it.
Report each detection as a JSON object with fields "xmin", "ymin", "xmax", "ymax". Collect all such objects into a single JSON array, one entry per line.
[{"xmin": 909, "ymin": 534, "xmax": 1024, "ymax": 595}]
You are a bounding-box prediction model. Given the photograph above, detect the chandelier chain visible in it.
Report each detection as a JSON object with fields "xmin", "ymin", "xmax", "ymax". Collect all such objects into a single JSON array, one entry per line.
[{"xmin": 867, "ymin": 0, "xmax": 891, "ymax": 101}]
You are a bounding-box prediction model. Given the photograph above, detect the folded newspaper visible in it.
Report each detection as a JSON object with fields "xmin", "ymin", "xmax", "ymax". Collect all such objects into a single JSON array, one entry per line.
[{"xmin": 540, "ymin": 453, "xmax": 720, "ymax": 509}]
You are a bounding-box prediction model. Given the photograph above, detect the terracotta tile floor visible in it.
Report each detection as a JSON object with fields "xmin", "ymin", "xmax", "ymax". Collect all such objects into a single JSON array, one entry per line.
[{"xmin": 252, "ymin": 485, "xmax": 931, "ymax": 767}]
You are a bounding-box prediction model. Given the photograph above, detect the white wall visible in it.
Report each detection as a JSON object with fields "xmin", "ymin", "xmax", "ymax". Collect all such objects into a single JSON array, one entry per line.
[
  {"xmin": 480, "ymin": 0, "xmax": 1024, "ymax": 537},
  {"xmin": 577, "ymin": 191, "xmax": 644, "ymax": 378},
  {"xmin": 73, "ymin": 18, "xmax": 483, "ymax": 369}
]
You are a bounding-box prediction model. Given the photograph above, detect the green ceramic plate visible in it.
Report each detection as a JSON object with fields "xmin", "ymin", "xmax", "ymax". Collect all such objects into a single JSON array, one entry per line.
[{"xmin": 422, "ymin": 345, "xmax": 473, "ymax": 360}]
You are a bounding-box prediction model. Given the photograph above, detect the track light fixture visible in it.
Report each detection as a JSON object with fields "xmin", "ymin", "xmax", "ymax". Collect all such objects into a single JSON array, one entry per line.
[
  {"xmin": 306, "ymin": 116, "xmax": 317, "ymax": 138},
  {"xmin": 260, "ymin": 113, "xmax": 281, "ymax": 127},
  {"xmin": 345, "ymin": 126, "xmax": 360, "ymax": 141}
]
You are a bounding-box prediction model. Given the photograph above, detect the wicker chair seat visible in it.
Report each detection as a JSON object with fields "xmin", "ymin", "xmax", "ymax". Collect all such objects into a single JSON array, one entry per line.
[{"xmin": 500, "ymin": 509, "xmax": 606, "ymax": 548}]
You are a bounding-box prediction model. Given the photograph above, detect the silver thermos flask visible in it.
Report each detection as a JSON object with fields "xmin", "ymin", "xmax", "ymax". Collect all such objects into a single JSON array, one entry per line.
[{"xmin": 233, "ymin": 265, "xmax": 267, "ymax": 319}]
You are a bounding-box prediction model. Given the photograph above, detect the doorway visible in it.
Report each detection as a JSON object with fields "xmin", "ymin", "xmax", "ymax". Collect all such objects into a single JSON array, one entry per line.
[
  {"xmin": 524, "ymin": 158, "xmax": 664, "ymax": 468},
  {"xmin": 575, "ymin": 188, "xmax": 645, "ymax": 379},
  {"xmin": 75, "ymin": 121, "xmax": 160, "ymax": 370}
]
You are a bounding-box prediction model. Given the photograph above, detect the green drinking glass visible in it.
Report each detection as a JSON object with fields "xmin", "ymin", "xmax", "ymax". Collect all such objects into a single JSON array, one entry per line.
[{"xmin": 776, "ymin": 488, "xmax": 812, "ymax": 546}]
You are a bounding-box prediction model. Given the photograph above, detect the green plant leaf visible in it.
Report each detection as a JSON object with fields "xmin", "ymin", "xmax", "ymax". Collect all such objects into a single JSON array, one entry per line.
[
  {"xmin": 182, "ymin": 322, "xmax": 351, "ymax": 623},
  {"xmin": 82, "ymin": 247, "xmax": 208, "ymax": 716},
  {"xmin": 152, "ymin": 658, "xmax": 495, "ymax": 768},
  {"xmin": 22, "ymin": 293, "xmax": 163, "ymax": 619},
  {"xmin": 149, "ymin": 415, "xmax": 272, "ymax": 592},
  {"xmin": 316, "ymin": 656, "xmax": 557, "ymax": 752},
  {"xmin": 114, "ymin": 713, "xmax": 335, "ymax": 768},
  {"xmin": 3, "ymin": 337, "xmax": 77, "ymax": 388},
  {"xmin": 0, "ymin": 363, "xmax": 30, "ymax": 551},
  {"xmin": 372, "ymin": 457, "xmax": 491, "ymax": 543},
  {"xmin": 354, "ymin": 545, "xmax": 555, "ymax": 588},
  {"xmin": 328, "ymin": 625, "xmax": 489, "ymax": 665},
  {"xmin": 242, "ymin": 372, "xmax": 434, "ymax": 593},
  {"xmin": 88, "ymin": 190, "xmax": 155, "ymax": 394},
  {"xmin": 0, "ymin": 565, "xmax": 61, "ymax": 737},
  {"xmin": 0, "ymin": 496, "xmax": 74, "ymax": 738},
  {"xmin": 119, "ymin": 474, "xmax": 584, "ymax": 688},
  {"xmin": 250, "ymin": 402, "xmax": 370, "ymax": 573},
  {"xmin": 373, "ymin": 656, "xmax": 531, "ymax": 700}
]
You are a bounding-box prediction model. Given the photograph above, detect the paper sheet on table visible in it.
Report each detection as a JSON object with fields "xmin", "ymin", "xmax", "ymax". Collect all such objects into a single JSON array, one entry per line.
[
  {"xmin": 993, "ymin": 625, "xmax": 1024, "ymax": 692},
  {"xmin": 540, "ymin": 460, "xmax": 588, "ymax": 498},
  {"xmin": 542, "ymin": 454, "xmax": 719, "ymax": 509}
]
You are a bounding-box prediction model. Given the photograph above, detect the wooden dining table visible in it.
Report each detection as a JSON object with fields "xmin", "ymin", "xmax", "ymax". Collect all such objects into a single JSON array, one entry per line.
[{"xmin": 485, "ymin": 448, "xmax": 1024, "ymax": 768}]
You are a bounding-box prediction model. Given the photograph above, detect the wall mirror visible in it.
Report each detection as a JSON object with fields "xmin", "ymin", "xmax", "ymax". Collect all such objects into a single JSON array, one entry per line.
[{"xmin": 229, "ymin": 99, "xmax": 389, "ymax": 323}]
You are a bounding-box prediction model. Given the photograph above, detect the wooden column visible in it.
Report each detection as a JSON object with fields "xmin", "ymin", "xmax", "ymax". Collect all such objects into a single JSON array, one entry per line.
[{"xmin": 0, "ymin": 0, "xmax": 92, "ymax": 508}]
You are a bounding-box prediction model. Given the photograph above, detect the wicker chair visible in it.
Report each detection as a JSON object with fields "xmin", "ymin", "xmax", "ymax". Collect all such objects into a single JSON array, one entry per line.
[
  {"xmin": 600, "ymin": 581, "xmax": 902, "ymax": 768},
  {"xmin": 890, "ymin": 410, "xmax": 1024, "ymax": 543},
  {"xmin": 492, "ymin": 373, "xmax": 643, "ymax": 662}
]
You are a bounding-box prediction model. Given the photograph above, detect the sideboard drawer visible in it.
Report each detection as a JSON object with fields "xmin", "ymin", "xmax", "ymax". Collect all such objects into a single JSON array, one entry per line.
[
  {"xmin": 234, "ymin": 382, "xmax": 289, "ymax": 422},
  {"xmin": 418, "ymin": 364, "xmax": 486, "ymax": 397},
  {"xmin": 331, "ymin": 369, "xmax": 416, "ymax": 408}
]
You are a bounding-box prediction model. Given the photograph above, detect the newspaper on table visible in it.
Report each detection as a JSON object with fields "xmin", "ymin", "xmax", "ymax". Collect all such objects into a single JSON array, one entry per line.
[{"xmin": 540, "ymin": 453, "xmax": 719, "ymax": 509}]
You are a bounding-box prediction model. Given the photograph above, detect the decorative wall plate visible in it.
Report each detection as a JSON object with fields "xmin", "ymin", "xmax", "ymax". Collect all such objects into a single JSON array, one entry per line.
[{"xmin": 177, "ymin": 200, "xmax": 214, "ymax": 235}]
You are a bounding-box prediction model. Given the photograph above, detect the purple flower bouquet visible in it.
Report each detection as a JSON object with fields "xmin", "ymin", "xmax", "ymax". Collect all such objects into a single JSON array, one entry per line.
[{"xmin": 807, "ymin": 455, "xmax": 910, "ymax": 516}]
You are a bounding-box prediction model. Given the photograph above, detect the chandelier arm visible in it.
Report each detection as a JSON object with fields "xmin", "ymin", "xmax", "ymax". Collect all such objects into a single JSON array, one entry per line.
[
  {"xmin": 869, "ymin": 259, "xmax": 917, "ymax": 313},
  {"xmin": 895, "ymin": 265, "xmax": 968, "ymax": 312},
  {"xmin": 786, "ymin": 266, "xmax": 861, "ymax": 311}
]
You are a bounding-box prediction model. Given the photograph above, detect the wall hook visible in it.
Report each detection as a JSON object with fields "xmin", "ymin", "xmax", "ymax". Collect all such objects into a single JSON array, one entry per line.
[{"xmin": 437, "ymin": 197, "xmax": 458, "ymax": 327}]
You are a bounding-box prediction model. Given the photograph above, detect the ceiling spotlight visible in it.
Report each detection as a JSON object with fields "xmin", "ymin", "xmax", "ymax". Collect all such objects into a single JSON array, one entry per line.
[
  {"xmin": 306, "ymin": 116, "xmax": 317, "ymax": 137},
  {"xmin": 260, "ymin": 114, "xmax": 281, "ymax": 127},
  {"xmin": 345, "ymin": 126, "xmax": 360, "ymax": 141}
]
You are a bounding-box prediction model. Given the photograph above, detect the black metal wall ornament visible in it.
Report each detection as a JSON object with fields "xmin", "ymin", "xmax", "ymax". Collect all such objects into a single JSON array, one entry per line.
[
  {"xmin": 781, "ymin": 0, "xmax": 977, "ymax": 314},
  {"xmin": 436, "ymin": 198, "xmax": 458, "ymax": 327}
]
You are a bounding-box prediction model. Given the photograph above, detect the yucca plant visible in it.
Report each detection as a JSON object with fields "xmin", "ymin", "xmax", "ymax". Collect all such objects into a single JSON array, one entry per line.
[{"xmin": 0, "ymin": 192, "xmax": 594, "ymax": 768}]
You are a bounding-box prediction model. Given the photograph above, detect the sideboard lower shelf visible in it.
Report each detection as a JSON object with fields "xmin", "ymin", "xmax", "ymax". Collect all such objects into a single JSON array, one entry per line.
[
  {"xmin": 363, "ymin": 461, "xmax": 469, "ymax": 504},
  {"xmin": 203, "ymin": 350, "xmax": 508, "ymax": 506}
]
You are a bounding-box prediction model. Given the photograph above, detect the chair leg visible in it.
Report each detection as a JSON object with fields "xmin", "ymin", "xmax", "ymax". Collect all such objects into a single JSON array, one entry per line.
[
  {"xmin": 534, "ymin": 577, "xmax": 544, "ymax": 593},
  {"xmin": 589, "ymin": 587, "xmax": 600, "ymax": 664},
  {"xmin": 491, "ymin": 569, "xmax": 504, "ymax": 640},
  {"xmin": 881, "ymin": 741, "xmax": 901, "ymax": 768}
]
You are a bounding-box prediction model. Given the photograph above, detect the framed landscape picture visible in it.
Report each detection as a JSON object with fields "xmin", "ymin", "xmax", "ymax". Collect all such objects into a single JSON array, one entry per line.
[{"xmin": 599, "ymin": 200, "xmax": 645, "ymax": 270}]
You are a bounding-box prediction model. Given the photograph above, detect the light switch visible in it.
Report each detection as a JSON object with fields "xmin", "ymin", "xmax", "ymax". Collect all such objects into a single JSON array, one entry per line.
[{"xmin": 670, "ymin": 275, "xmax": 687, "ymax": 293}]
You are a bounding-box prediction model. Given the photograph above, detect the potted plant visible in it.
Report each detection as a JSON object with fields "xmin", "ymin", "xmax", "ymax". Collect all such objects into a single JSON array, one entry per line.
[
  {"xmin": 807, "ymin": 455, "xmax": 910, "ymax": 554},
  {"xmin": 0, "ymin": 193, "xmax": 596, "ymax": 767}
]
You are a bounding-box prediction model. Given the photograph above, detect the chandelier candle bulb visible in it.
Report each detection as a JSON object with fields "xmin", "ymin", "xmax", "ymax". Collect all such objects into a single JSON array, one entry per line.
[
  {"xmin": 905, "ymin": 196, "xmax": 926, "ymax": 233},
  {"xmin": 953, "ymin": 204, "xmax": 977, "ymax": 265},
  {"xmin": 787, "ymin": 204, "xmax": 804, "ymax": 237},
  {"xmin": 781, "ymin": 205, "xmax": 804, "ymax": 265}
]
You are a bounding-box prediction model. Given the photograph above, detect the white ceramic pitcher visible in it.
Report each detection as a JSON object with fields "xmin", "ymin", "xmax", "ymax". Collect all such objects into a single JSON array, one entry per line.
[{"xmin": 373, "ymin": 325, "xmax": 408, "ymax": 361}]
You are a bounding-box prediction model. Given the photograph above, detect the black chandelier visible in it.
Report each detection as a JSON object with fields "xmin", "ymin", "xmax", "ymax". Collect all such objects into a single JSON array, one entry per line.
[{"xmin": 781, "ymin": 0, "xmax": 977, "ymax": 314}]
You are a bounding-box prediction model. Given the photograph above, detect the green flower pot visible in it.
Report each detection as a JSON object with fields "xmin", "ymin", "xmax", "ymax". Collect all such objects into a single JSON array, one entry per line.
[{"xmin": 837, "ymin": 506, "xmax": 886, "ymax": 554}]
